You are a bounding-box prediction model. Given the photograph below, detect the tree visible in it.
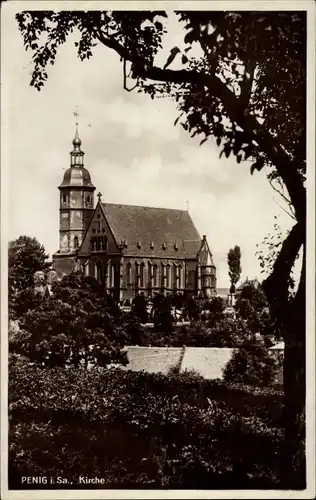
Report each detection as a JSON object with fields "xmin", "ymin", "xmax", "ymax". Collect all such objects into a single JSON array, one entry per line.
[
  {"xmin": 18, "ymin": 273, "xmax": 127, "ymax": 369},
  {"xmin": 227, "ymin": 246, "xmax": 242, "ymax": 293},
  {"xmin": 16, "ymin": 11, "xmax": 306, "ymax": 486},
  {"xmin": 223, "ymin": 336, "xmax": 279, "ymax": 387},
  {"xmin": 152, "ymin": 293, "xmax": 174, "ymax": 334},
  {"xmin": 207, "ymin": 296, "xmax": 225, "ymax": 326},
  {"xmin": 132, "ymin": 293, "xmax": 148, "ymax": 324},
  {"xmin": 9, "ymin": 236, "xmax": 50, "ymax": 320}
]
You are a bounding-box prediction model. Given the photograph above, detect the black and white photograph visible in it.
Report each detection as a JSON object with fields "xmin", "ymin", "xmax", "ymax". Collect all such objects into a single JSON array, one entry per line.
[{"xmin": 1, "ymin": 1, "xmax": 315, "ymax": 498}]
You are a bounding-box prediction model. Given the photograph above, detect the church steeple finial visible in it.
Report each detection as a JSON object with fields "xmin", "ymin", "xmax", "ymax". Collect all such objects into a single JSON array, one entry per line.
[
  {"xmin": 70, "ymin": 108, "xmax": 84, "ymax": 166},
  {"xmin": 73, "ymin": 108, "xmax": 82, "ymax": 149}
]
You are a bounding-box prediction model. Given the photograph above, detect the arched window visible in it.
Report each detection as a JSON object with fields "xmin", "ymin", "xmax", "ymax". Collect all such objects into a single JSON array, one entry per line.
[
  {"xmin": 126, "ymin": 262, "xmax": 132, "ymax": 285},
  {"xmin": 178, "ymin": 265, "xmax": 182, "ymax": 289},
  {"xmin": 95, "ymin": 260, "xmax": 103, "ymax": 283},
  {"xmin": 111, "ymin": 264, "xmax": 115, "ymax": 288},
  {"xmin": 83, "ymin": 261, "xmax": 89, "ymax": 276},
  {"xmin": 153, "ymin": 264, "xmax": 158, "ymax": 287},
  {"xmin": 87, "ymin": 196, "xmax": 90, "ymax": 203},
  {"xmin": 161, "ymin": 263, "xmax": 166, "ymax": 289},
  {"xmin": 90, "ymin": 237, "xmax": 96, "ymax": 251},
  {"xmin": 63, "ymin": 194, "xmax": 67, "ymax": 203},
  {"xmin": 100, "ymin": 236, "xmax": 107, "ymax": 251},
  {"xmin": 173, "ymin": 264, "xmax": 179, "ymax": 290},
  {"xmin": 140, "ymin": 263, "xmax": 145, "ymax": 288},
  {"xmin": 106, "ymin": 261, "xmax": 111, "ymax": 289},
  {"xmin": 74, "ymin": 236, "xmax": 79, "ymax": 249},
  {"xmin": 166, "ymin": 264, "xmax": 171, "ymax": 288}
]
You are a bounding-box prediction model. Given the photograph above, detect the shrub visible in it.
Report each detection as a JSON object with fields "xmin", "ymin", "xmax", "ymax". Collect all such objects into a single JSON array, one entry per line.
[
  {"xmin": 223, "ymin": 337, "xmax": 279, "ymax": 386},
  {"xmin": 9, "ymin": 361, "xmax": 283, "ymax": 489}
]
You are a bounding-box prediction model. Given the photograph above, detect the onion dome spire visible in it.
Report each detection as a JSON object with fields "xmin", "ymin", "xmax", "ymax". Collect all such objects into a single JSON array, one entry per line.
[
  {"xmin": 73, "ymin": 124, "xmax": 82, "ymax": 149},
  {"xmin": 70, "ymin": 109, "xmax": 84, "ymax": 166}
]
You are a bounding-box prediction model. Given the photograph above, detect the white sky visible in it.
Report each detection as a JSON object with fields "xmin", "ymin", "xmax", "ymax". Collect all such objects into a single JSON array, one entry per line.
[{"xmin": 3, "ymin": 8, "xmax": 295, "ymax": 288}]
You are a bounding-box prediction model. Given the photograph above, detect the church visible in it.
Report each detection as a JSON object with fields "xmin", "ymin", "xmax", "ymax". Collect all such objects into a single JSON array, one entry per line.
[{"xmin": 52, "ymin": 127, "xmax": 217, "ymax": 302}]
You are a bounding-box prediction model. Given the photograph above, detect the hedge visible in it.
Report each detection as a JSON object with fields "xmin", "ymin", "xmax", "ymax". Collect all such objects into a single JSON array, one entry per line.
[{"xmin": 9, "ymin": 357, "xmax": 284, "ymax": 489}]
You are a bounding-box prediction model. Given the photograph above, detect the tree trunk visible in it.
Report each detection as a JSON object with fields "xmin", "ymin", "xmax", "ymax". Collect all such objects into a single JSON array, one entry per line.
[
  {"xmin": 281, "ymin": 250, "xmax": 306, "ymax": 489},
  {"xmin": 263, "ymin": 223, "xmax": 306, "ymax": 488}
]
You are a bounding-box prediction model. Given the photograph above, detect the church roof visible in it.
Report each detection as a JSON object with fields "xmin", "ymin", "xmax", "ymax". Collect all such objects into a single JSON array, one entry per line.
[
  {"xmin": 101, "ymin": 203, "xmax": 202, "ymax": 258},
  {"xmin": 59, "ymin": 166, "xmax": 95, "ymax": 188}
]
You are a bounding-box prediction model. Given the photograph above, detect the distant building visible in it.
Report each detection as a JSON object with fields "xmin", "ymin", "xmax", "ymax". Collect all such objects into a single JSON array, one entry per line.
[
  {"xmin": 53, "ymin": 127, "xmax": 217, "ymax": 302},
  {"xmin": 236, "ymin": 278, "xmax": 260, "ymax": 294}
]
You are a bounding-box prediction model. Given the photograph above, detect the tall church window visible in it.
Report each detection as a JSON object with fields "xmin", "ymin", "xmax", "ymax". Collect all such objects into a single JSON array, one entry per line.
[
  {"xmin": 135, "ymin": 262, "xmax": 140, "ymax": 289},
  {"xmin": 111, "ymin": 264, "xmax": 115, "ymax": 288},
  {"xmin": 172, "ymin": 264, "xmax": 178, "ymax": 290},
  {"xmin": 161, "ymin": 263, "xmax": 166, "ymax": 289},
  {"xmin": 178, "ymin": 265, "xmax": 182, "ymax": 289},
  {"xmin": 126, "ymin": 262, "xmax": 132, "ymax": 285},
  {"xmin": 90, "ymin": 237, "xmax": 96, "ymax": 251},
  {"xmin": 140, "ymin": 263, "xmax": 145, "ymax": 288},
  {"xmin": 153, "ymin": 264, "xmax": 158, "ymax": 287},
  {"xmin": 166, "ymin": 265, "xmax": 171, "ymax": 288},
  {"xmin": 84, "ymin": 261, "xmax": 89, "ymax": 276},
  {"xmin": 74, "ymin": 236, "xmax": 79, "ymax": 249},
  {"xmin": 106, "ymin": 262, "xmax": 111, "ymax": 289},
  {"xmin": 100, "ymin": 236, "xmax": 107, "ymax": 251},
  {"xmin": 95, "ymin": 261, "xmax": 103, "ymax": 283}
]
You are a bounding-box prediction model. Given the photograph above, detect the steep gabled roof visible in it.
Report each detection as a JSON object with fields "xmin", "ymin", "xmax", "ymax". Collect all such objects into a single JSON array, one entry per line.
[{"xmin": 101, "ymin": 203, "xmax": 202, "ymax": 259}]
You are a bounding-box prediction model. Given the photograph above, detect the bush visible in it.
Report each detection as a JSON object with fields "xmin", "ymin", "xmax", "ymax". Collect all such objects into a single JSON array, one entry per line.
[{"xmin": 223, "ymin": 337, "xmax": 279, "ymax": 386}]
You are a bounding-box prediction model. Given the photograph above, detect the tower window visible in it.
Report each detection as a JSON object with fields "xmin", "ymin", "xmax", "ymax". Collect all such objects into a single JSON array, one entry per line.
[
  {"xmin": 74, "ymin": 236, "xmax": 79, "ymax": 249},
  {"xmin": 87, "ymin": 196, "xmax": 90, "ymax": 203},
  {"xmin": 63, "ymin": 194, "xmax": 67, "ymax": 203}
]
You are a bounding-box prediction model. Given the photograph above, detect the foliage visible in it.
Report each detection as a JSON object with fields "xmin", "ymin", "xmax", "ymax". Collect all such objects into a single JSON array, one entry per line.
[
  {"xmin": 152, "ymin": 293, "xmax": 174, "ymax": 333},
  {"xmin": 223, "ymin": 337, "xmax": 280, "ymax": 387},
  {"xmin": 227, "ymin": 245, "xmax": 242, "ymax": 293},
  {"xmin": 8, "ymin": 235, "xmax": 50, "ymax": 320},
  {"xmin": 9, "ymin": 359, "xmax": 284, "ymax": 488},
  {"xmin": 131, "ymin": 293, "xmax": 148, "ymax": 324},
  {"xmin": 122, "ymin": 315, "xmax": 253, "ymax": 348},
  {"xmin": 235, "ymin": 281, "xmax": 277, "ymax": 340},
  {"xmin": 15, "ymin": 12, "xmax": 306, "ymax": 182},
  {"xmin": 256, "ymin": 217, "xmax": 300, "ymax": 296},
  {"xmin": 13, "ymin": 273, "xmax": 127, "ymax": 368},
  {"xmin": 207, "ymin": 296, "xmax": 225, "ymax": 325}
]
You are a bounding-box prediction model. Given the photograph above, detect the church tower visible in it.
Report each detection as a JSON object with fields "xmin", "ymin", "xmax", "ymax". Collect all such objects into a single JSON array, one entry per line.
[{"xmin": 58, "ymin": 126, "xmax": 95, "ymax": 254}]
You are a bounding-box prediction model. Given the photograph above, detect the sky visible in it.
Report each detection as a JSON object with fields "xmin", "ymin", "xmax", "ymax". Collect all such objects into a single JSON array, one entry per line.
[{"xmin": 3, "ymin": 7, "xmax": 294, "ymax": 288}]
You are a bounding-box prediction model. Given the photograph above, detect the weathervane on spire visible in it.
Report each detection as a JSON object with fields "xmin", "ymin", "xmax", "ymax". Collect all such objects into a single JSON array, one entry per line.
[{"xmin": 74, "ymin": 106, "xmax": 79, "ymax": 127}]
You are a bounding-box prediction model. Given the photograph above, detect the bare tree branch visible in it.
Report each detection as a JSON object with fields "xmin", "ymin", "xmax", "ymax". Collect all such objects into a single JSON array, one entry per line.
[
  {"xmin": 268, "ymin": 177, "xmax": 296, "ymax": 220},
  {"xmin": 93, "ymin": 27, "xmax": 306, "ymax": 222}
]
